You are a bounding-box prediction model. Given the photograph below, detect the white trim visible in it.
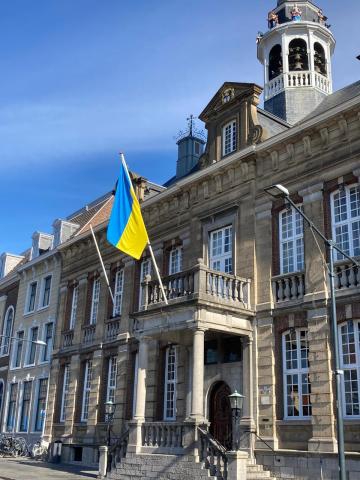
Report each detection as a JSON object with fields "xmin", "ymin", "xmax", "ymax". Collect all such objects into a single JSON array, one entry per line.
[
  {"xmin": 163, "ymin": 346, "xmax": 177, "ymax": 421},
  {"xmin": 69, "ymin": 285, "xmax": 79, "ymax": 330},
  {"xmin": 5, "ymin": 382, "xmax": 18, "ymax": 432},
  {"xmin": 89, "ymin": 278, "xmax": 101, "ymax": 325},
  {"xmin": 81, "ymin": 360, "xmax": 92, "ymax": 422},
  {"xmin": 209, "ymin": 225, "xmax": 233, "ymax": 274},
  {"xmin": 32, "ymin": 377, "xmax": 48, "ymax": 433},
  {"xmin": 106, "ymin": 356, "xmax": 117, "ymax": 403},
  {"xmin": 282, "ymin": 329, "xmax": 311, "ymax": 420},
  {"xmin": 339, "ymin": 320, "xmax": 360, "ymax": 418},
  {"xmin": 279, "ymin": 205, "xmax": 304, "ymax": 274},
  {"xmin": 222, "ymin": 120, "xmax": 237, "ymax": 157},
  {"xmin": 169, "ymin": 247, "xmax": 183, "ymax": 275},
  {"xmin": 60, "ymin": 364, "xmax": 70, "ymax": 422},
  {"xmin": 39, "ymin": 322, "xmax": 53, "ymax": 363},
  {"xmin": 11, "ymin": 330, "xmax": 25, "ymax": 369},
  {"xmin": 25, "ymin": 326, "xmax": 39, "ymax": 366},
  {"xmin": 24, "ymin": 281, "xmax": 38, "ymax": 315},
  {"xmin": 113, "ymin": 270, "xmax": 124, "ymax": 317},
  {"xmin": 37, "ymin": 274, "xmax": 52, "ymax": 310},
  {"xmin": 18, "ymin": 379, "xmax": 33, "ymax": 433},
  {"xmin": 0, "ymin": 305, "xmax": 14, "ymax": 357}
]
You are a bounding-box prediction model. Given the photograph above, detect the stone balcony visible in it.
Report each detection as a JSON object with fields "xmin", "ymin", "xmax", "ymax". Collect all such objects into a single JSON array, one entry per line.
[
  {"xmin": 272, "ymin": 271, "xmax": 305, "ymax": 304},
  {"xmin": 137, "ymin": 262, "xmax": 252, "ymax": 314}
]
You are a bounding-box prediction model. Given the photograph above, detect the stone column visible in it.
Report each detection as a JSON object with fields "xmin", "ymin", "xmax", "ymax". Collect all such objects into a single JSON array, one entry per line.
[
  {"xmin": 240, "ymin": 336, "xmax": 255, "ymax": 455},
  {"xmin": 42, "ymin": 358, "xmax": 60, "ymax": 443},
  {"xmin": 64, "ymin": 354, "xmax": 81, "ymax": 437},
  {"xmin": 307, "ymin": 308, "xmax": 337, "ymax": 452},
  {"xmin": 128, "ymin": 336, "xmax": 149, "ymax": 453},
  {"xmin": 86, "ymin": 349, "xmax": 103, "ymax": 438},
  {"xmin": 190, "ymin": 327, "xmax": 205, "ymax": 420}
]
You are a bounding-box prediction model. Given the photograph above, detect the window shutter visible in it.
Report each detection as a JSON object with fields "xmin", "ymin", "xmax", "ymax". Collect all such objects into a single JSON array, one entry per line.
[{"xmin": 155, "ymin": 347, "xmax": 166, "ymax": 421}]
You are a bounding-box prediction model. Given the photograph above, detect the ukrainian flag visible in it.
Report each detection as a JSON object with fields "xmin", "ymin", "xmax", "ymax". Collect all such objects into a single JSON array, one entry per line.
[{"xmin": 107, "ymin": 154, "xmax": 149, "ymax": 259}]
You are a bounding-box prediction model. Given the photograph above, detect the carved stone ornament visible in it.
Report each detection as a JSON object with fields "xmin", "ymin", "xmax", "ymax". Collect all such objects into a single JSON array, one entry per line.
[
  {"xmin": 214, "ymin": 174, "xmax": 222, "ymax": 194},
  {"xmin": 320, "ymin": 127, "xmax": 329, "ymax": 150},
  {"xmin": 222, "ymin": 88, "xmax": 235, "ymax": 104},
  {"xmin": 303, "ymin": 135, "xmax": 312, "ymax": 158},
  {"xmin": 248, "ymin": 125, "xmax": 264, "ymax": 145},
  {"xmin": 286, "ymin": 143, "xmax": 295, "ymax": 164},
  {"xmin": 270, "ymin": 150, "xmax": 279, "ymax": 171},
  {"xmin": 338, "ymin": 117, "xmax": 349, "ymax": 142}
]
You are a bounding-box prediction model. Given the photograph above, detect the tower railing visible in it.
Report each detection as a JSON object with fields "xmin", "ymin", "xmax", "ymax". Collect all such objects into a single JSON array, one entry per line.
[{"xmin": 265, "ymin": 71, "xmax": 331, "ymax": 101}]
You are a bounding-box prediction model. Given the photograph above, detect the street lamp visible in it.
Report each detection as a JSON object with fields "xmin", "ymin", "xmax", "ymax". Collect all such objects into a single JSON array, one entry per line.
[
  {"xmin": 0, "ymin": 333, "xmax": 46, "ymax": 346},
  {"xmin": 104, "ymin": 400, "xmax": 116, "ymax": 471},
  {"xmin": 228, "ymin": 390, "xmax": 245, "ymax": 451},
  {"xmin": 265, "ymin": 183, "xmax": 360, "ymax": 480}
]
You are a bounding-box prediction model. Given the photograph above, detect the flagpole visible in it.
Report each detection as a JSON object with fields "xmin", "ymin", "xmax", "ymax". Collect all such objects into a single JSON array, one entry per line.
[
  {"xmin": 147, "ymin": 241, "xmax": 168, "ymax": 305},
  {"xmin": 90, "ymin": 224, "xmax": 115, "ymax": 306}
]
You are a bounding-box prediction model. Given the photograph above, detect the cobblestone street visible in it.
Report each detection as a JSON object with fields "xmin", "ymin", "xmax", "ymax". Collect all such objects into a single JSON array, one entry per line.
[{"xmin": 0, "ymin": 458, "xmax": 97, "ymax": 480}]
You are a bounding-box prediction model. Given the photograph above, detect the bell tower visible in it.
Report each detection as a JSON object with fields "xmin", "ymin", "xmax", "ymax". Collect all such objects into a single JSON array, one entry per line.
[{"xmin": 257, "ymin": 1, "xmax": 335, "ymax": 124}]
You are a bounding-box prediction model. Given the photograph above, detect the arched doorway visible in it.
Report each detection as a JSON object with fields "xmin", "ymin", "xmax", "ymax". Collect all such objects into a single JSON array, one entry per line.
[{"xmin": 209, "ymin": 381, "xmax": 232, "ymax": 449}]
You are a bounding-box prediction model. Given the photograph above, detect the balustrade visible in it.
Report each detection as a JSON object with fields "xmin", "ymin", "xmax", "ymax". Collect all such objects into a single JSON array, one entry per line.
[
  {"xmin": 265, "ymin": 71, "xmax": 330, "ymax": 100},
  {"xmin": 139, "ymin": 264, "xmax": 251, "ymax": 311},
  {"xmin": 62, "ymin": 331, "xmax": 74, "ymax": 348},
  {"xmin": 83, "ymin": 324, "xmax": 96, "ymax": 344},
  {"xmin": 198, "ymin": 426, "xmax": 228, "ymax": 480},
  {"xmin": 272, "ymin": 272, "xmax": 305, "ymax": 302},
  {"xmin": 142, "ymin": 422, "xmax": 185, "ymax": 449},
  {"xmin": 105, "ymin": 319, "xmax": 120, "ymax": 341},
  {"xmin": 335, "ymin": 262, "xmax": 359, "ymax": 290}
]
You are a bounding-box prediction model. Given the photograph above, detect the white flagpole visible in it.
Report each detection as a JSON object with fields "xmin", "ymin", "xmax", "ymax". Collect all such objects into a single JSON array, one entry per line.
[
  {"xmin": 147, "ymin": 241, "xmax": 168, "ymax": 305},
  {"xmin": 90, "ymin": 224, "xmax": 115, "ymax": 306}
]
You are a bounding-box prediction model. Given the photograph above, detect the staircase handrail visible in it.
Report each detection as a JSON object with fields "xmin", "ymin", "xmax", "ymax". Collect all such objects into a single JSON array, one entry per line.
[
  {"xmin": 197, "ymin": 426, "xmax": 228, "ymax": 456},
  {"xmin": 108, "ymin": 429, "xmax": 129, "ymax": 472}
]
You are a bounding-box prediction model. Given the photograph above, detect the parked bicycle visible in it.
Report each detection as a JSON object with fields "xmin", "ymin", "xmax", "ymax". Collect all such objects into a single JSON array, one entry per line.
[{"xmin": 0, "ymin": 434, "xmax": 30, "ymax": 457}]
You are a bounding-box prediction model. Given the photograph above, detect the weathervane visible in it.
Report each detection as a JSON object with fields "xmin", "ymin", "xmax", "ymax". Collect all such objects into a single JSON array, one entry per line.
[{"xmin": 174, "ymin": 114, "xmax": 206, "ymax": 142}]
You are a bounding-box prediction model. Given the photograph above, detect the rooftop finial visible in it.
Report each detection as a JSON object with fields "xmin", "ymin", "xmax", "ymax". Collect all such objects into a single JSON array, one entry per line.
[{"xmin": 175, "ymin": 115, "xmax": 206, "ymax": 142}]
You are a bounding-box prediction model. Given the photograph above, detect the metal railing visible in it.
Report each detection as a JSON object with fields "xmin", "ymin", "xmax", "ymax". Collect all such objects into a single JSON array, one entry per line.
[
  {"xmin": 108, "ymin": 429, "xmax": 129, "ymax": 473},
  {"xmin": 198, "ymin": 426, "xmax": 228, "ymax": 480}
]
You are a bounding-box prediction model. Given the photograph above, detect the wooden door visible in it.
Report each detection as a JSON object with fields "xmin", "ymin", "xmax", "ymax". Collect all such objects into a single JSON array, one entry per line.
[{"xmin": 209, "ymin": 382, "xmax": 232, "ymax": 449}]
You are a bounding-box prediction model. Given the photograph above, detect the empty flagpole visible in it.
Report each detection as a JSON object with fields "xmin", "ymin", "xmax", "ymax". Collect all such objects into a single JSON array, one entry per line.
[
  {"xmin": 147, "ymin": 241, "xmax": 168, "ymax": 305},
  {"xmin": 90, "ymin": 224, "xmax": 115, "ymax": 306},
  {"xmin": 119, "ymin": 153, "xmax": 168, "ymax": 306}
]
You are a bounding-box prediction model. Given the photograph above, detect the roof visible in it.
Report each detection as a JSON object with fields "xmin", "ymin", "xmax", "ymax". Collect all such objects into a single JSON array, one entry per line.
[{"xmin": 299, "ymin": 80, "xmax": 360, "ymax": 123}]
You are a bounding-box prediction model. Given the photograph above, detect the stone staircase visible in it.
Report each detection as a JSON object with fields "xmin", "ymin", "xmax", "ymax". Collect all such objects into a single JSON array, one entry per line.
[{"xmin": 106, "ymin": 452, "xmax": 283, "ymax": 480}]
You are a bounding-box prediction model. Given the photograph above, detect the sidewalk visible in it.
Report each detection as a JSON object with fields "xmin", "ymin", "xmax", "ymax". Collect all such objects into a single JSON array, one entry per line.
[{"xmin": 0, "ymin": 458, "xmax": 98, "ymax": 480}]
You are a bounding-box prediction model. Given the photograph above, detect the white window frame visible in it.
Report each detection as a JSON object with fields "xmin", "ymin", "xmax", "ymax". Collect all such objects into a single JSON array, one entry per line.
[
  {"xmin": 339, "ymin": 320, "xmax": 360, "ymax": 418},
  {"xmin": 81, "ymin": 360, "xmax": 93, "ymax": 422},
  {"xmin": 25, "ymin": 326, "xmax": 39, "ymax": 366},
  {"xmin": 331, "ymin": 184, "xmax": 360, "ymax": 261},
  {"xmin": 209, "ymin": 226, "xmax": 233, "ymax": 274},
  {"xmin": 222, "ymin": 120, "xmax": 237, "ymax": 156},
  {"xmin": 0, "ymin": 306, "xmax": 14, "ymax": 357},
  {"xmin": 19, "ymin": 380, "xmax": 33, "ymax": 433},
  {"xmin": 90, "ymin": 278, "xmax": 101, "ymax": 325},
  {"xmin": 0, "ymin": 379, "xmax": 4, "ymax": 421},
  {"xmin": 139, "ymin": 259, "xmax": 151, "ymax": 308},
  {"xmin": 113, "ymin": 270, "xmax": 124, "ymax": 317},
  {"xmin": 60, "ymin": 364, "xmax": 70, "ymax": 422},
  {"xmin": 69, "ymin": 285, "xmax": 79, "ymax": 330},
  {"xmin": 169, "ymin": 247, "xmax": 183, "ymax": 275},
  {"xmin": 163, "ymin": 346, "xmax": 177, "ymax": 421},
  {"xmin": 41, "ymin": 322, "xmax": 53, "ymax": 363},
  {"xmin": 279, "ymin": 206, "xmax": 304, "ymax": 274},
  {"xmin": 38, "ymin": 274, "xmax": 52, "ymax": 309},
  {"xmin": 33, "ymin": 377, "xmax": 48, "ymax": 433},
  {"xmin": 25, "ymin": 281, "xmax": 38, "ymax": 314},
  {"xmin": 106, "ymin": 356, "xmax": 117, "ymax": 404},
  {"xmin": 5, "ymin": 382, "xmax": 18, "ymax": 432},
  {"xmin": 11, "ymin": 330, "xmax": 24, "ymax": 369},
  {"xmin": 282, "ymin": 329, "xmax": 311, "ymax": 420}
]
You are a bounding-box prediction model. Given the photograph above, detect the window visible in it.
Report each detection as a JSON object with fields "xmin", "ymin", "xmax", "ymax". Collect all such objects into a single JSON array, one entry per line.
[
  {"xmin": 26, "ymin": 282, "xmax": 37, "ymax": 313},
  {"xmin": 113, "ymin": 270, "xmax": 124, "ymax": 317},
  {"xmin": 12, "ymin": 331, "xmax": 24, "ymax": 368},
  {"xmin": 41, "ymin": 323, "xmax": 53, "ymax": 362},
  {"xmin": 331, "ymin": 185, "xmax": 360, "ymax": 261},
  {"xmin": 90, "ymin": 278, "xmax": 101, "ymax": 325},
  {"xmin": 6, "ymin": 383, "xmax": 18, "ymax": 432},
  {"xmin": 339, "ymin": 320, "xmax": 360, "ymax": 417},
  {"xmin": 40, "ymin": 275, "xmax": 52, "ymax": 308},
  {"xmin": 60, "ymin": 364, "xmax": 70, "ymax": 422},
  {"xmin": 209, "ymin": 226, "xmax": 233, "ymax": 273},
  {"xmin": 205, "ymin": 340, "xmax": 218, "ymax": 365},
  {"xmin": 223, "ymin": 337, "xmax": 242, "ymax": 363},
  {"xmin": 282, "ymin": 329, "xmax": 311, "ymax": 419},
  {"xmin": 106, "ymin": 356, "xmax": 117, "ymax": 404},
  {"xmin": 139, "ymin": 259, "xmax": 151, "ymax": 308},
  {"xmin": 269, "ymin": 44, "xmax": 283, "ymax": 80},
  {"xmin": 34, "ymin": 378, "xmax": 48, "ymax": 432},
  {"xmin": 1, "ymin": 306, "xmax": 14, "ymax": 356},
  {"xmin": 288, "ymin": 38, "xmax": 309, "ymax": 71},
  {"xmin": 69, "ymin": 285, "xmax": 79, "ymax": 330},
  {"xmin": 222, "ymin": 120, "xmax": 237, "ymax": 156},
  {"xmin": 26, "ymin": 327, "xmax": 39, "ymax": 365},
  {"xmin": 81, "ymin": 360, "xmax": 92, "ymax": 422},
  {"xmin": 163, "ymin": 346, "xmax": 177, "ymax": 420},
  {"xmin": 194, "ymin": 141, "xmax": 200, "ymax": 155},
  {"xmin": 0, "ymin": 381, "xmax": 4, "ymax": 420},
  {"xmin": 279, "ymin": 206, "xmax": 304, "ymax": 274},
  {"xmin": 19, "ymin": 380, "xmax": 32, "ymax": 432},
  {"xmin": 169, "ymin": 247, "xmax": 182, "ymax": 275}
]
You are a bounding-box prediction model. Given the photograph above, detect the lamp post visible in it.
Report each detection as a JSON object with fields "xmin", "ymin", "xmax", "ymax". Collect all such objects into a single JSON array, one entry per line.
[
  {"xmin": 228, "ymin": 390, "xmax": 245, "ymax": 451},
  {"xmin": 104, "ymin": 400, "xmax": 116, "ymax": 471},
  {"xmin": 0, "ymin": 333, "xmax": 47, "ymax": 347},
  {"xmin": 265, "ymin": 184, "xmax": 360, "ymax": 480}
]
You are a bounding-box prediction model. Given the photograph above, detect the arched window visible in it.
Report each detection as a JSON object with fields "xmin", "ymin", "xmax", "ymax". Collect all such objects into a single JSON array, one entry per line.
[
  {"xmin": 314, "ymin": 42, "xmax": 327, "ymax": 76},
  {"xmin": 0, "ymin": 306, "xmax": 14, "ymax": 356},
  {"xmin": 282, "ymin": 329, "xmax": 311, "ymax": 419},
  {"xmin": 288, "ymin": 39, "xmax": 309, "ymax": 71},
  {"xmin": 331, "ymin": 184, "xmax": 360, "ymax": 261},
  {"xmin": 269, "ymin": 44, "xmax": 283, "ymax": 80},
  {"xmin": 339, "ymin": 320, "xmax": 360, "ymax": 417}
]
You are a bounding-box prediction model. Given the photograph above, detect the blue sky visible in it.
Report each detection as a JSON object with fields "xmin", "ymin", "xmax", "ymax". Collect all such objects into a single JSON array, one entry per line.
[{"xmin": 0, "ymin": 0, "xmax": 359, "ymax": 254}]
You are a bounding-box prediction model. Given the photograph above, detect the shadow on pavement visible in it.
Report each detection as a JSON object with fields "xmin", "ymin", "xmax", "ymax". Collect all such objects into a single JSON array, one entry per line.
[{"xmin": 6, "ymin": 459, "xmax": 98, "ymax": 478}]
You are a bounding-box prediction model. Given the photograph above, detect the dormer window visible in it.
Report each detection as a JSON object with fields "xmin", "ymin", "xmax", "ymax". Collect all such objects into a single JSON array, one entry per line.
[{"xmin": 222, "ymin": 120, "xmax": 237, "ymax": 157}]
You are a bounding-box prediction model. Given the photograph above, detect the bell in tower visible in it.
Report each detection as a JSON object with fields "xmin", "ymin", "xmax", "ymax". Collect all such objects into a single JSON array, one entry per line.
[{"xmin": 257, "ymin": 0, "xmax": 335, "ymax": 124}]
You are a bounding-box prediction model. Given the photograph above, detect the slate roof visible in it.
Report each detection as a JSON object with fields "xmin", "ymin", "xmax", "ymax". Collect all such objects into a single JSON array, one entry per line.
[{"xmin": 299, "ymin": 80, "xmax": 360, "ymax": 123}]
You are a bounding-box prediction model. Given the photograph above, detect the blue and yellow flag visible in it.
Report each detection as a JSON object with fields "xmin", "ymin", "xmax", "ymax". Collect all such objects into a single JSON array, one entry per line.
[{"xmin": 107, "ymin": 154, "xmax": 148, "ymax": 260}]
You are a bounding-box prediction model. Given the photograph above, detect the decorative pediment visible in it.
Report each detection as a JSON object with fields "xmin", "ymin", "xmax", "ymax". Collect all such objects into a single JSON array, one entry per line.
[{"xmin": 199, "ymin": 82, "xmax": 263, "ymax": 123}]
